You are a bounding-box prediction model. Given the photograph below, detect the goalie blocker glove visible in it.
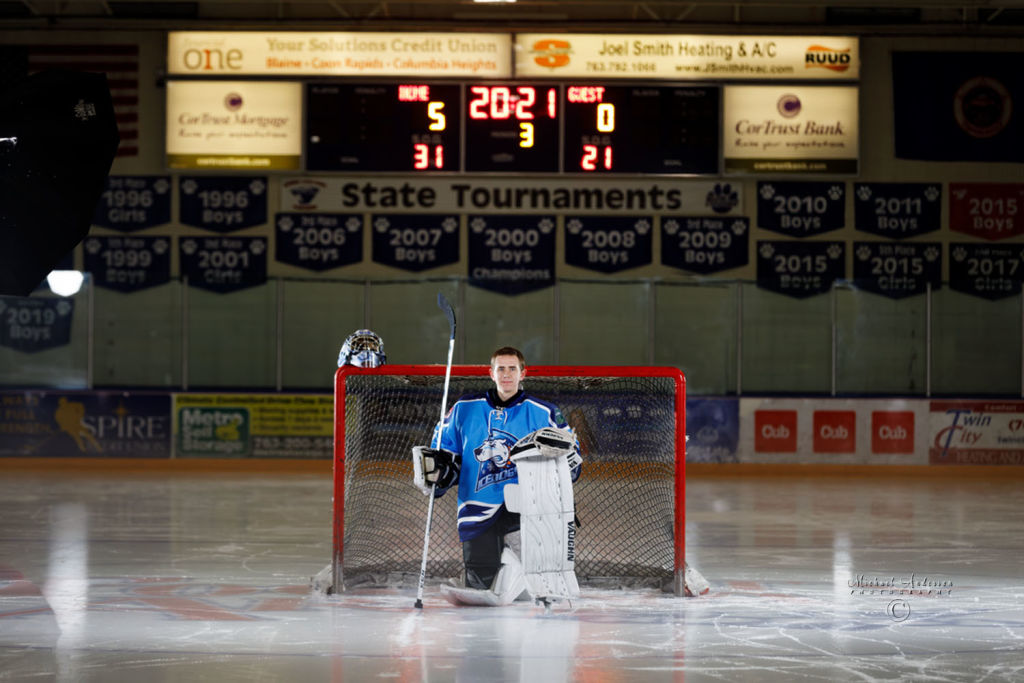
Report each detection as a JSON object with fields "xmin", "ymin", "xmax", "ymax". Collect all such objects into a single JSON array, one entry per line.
[
  {"xmin": 510, "ymin": 427, "xmax": 582, "ymax": 471},
  {"xmin": 412, "ymin": 446, "xmax": 461, "ymax": 495}
]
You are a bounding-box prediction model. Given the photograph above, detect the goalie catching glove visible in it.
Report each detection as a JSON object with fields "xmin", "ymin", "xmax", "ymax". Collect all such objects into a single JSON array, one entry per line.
[
  {"xmin": 510, "ymin": 427, "xmax": 582, "ymax": 471},
  {"xmin": 412, "ymin": 446, "xmax": 461, "ymax": 495}
]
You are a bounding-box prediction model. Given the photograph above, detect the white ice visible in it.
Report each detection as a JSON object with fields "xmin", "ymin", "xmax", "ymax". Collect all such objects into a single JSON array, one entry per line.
[{"xmin": 1, "ymin": 471, "xmax": 1022, "ymax": 681}]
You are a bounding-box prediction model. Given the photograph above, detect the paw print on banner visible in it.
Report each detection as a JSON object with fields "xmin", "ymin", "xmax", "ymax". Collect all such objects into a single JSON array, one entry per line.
[
  {"xmin": 181, "ymin": 179, "xmax": 198, "ymax": 195},
  {"xmin": 470, "ymin": 217, "xmax": 486, "ymax": 233},
  {"xmin": 827, "ymin": 244, "xmax": 842, "ymax": 260},
  {"xmin": 442, "ymin": 217, "xmax": 458, "ymax": 233},
  {"xmin": 346, "ymin": 217, "xmax": 362, "ymax": 232},
  {"xmin": 856, "ymin": 245, "xmax": 872, "ymax": 261},
  {"xmin": 181, "ymin": 239, "xmax": 197, "ymax": 256},
  {"xmin": 248, "ymin": 179, "xmax": 266, "ymax": 195},
  {"xmin": 634, "ymin": 219, "xmax": 651, "ymax": 235},
  {"xmin": 278, "ymin": 216, "xmax": 294, "ymax": 232},
  {"xmin": 759, "ymin": 184, "xmax": 776, "ymax": 200},
  {"xmin": 538, "ymin": 218, "xmax": 554, "ymax": 234},
  {"xmin": 250, "ymin": 240, "xmax": 266, "ymax": 256},
  {"xmin": 924, "ymin": 246, "xmax": 939, "ymax": 262},
  {"xmin": 952, "ymin": 246, "xmax": 967, "ymax": 262},
  {"xmin": 663, "ymin": 219, "xmax": 679, "ymax": 236},
  {"xmin": 925, "ymin": 186, "xmax": 940, "ymax": 202},
  {"xmin": 154, "ymin": 179, "xmax": 170, "ymax": 194},
  {"xmin": 759, "ymin": 243, "xmax": 775, "ymax": 259},
  {"xmin": 374, "ymin": 217, "xmax": 391, "ymax": 233},
  {"xmin": 828, "ymin": 185, "xmax": 844, "ymax": 201},
  {"xmin": 856, "ymin": 185, "xmax": 872, "ymax": 202},
  {"xmin": 153, "ymin": 239, "xmax": 169, "ymax": 255},
  {"xmin": 567, "ymin": 219, "xmax": 583, "ymax": 235},
  {"xmin": 730, "ymin": 219, "xmax": 747, "ymax": 235},
  {"xmin": 56, "ymin": 301, "xmax": 72, "ymax": 316},
  {"xmin": 85, "ymin": 238, "xmax": 102, "ymax": 255}
]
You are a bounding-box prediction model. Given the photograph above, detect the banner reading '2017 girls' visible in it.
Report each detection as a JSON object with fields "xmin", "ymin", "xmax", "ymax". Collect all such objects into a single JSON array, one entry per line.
[
  {"xmin": 949, "ymin": 243, "xmax": 1024, "ymax": 301},
  {"xmin": 468, "ymin": 215, "xmax": 555, "ymax": 295}
]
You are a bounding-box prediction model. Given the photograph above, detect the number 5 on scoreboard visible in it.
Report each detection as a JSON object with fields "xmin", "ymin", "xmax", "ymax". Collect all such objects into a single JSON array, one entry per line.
[{"xmin": 427, "ymin": 101, "xmax": 446, "ymax": 131}]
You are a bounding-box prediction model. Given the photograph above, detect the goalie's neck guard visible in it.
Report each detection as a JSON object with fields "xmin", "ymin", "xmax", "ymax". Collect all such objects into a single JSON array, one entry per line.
[{"xmin": 487, "ymin": 388, "xmax": 525, "ymax": 409}]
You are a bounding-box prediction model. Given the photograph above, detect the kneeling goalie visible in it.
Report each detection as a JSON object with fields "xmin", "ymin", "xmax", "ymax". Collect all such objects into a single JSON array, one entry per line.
[{"xmin": 413, "ymin": 346, "xmax": 582, "ymax": 606}]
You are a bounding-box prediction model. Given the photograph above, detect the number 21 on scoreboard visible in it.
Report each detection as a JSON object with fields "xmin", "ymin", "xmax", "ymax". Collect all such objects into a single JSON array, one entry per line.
[{"xmin": 569, "ymin": 86, "xmax": 616, "ymax": 171}]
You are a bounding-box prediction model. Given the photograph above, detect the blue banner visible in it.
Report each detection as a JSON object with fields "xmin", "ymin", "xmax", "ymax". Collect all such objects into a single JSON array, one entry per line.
[
  {"xmin": 0, "ymin": 391, "xmax": 171, "ymax": 458},
  {"xmin": 468, "ymin": 215, "xmax": 556, "ymax": 295},
  {"xmin": 685, "ymin": 398, "xmax": 739, "ymax": 463},
  {"xmin": 371, "ymin": 214, "xmax": 460, "ymax": 272},
  {"xmin": 893, "ymin": 52, "xmax": 1024, "ymax": 163},
  {"xmin": 276, "ymin": 213, "xmax": 363, "ymax": 271},
  {"xmin": 0, "ymin": 297, "xmax": 74, "ymax": 353},
  {"xmin": 661, "ymin": 216, "xmax": 749, "ymax": 274},
  {"xmin": 179, "ymin": 237, "xmax": 268, "ymax": 293},
  {"xmin": 82, "ymin": 236, "xmax": 171, "ymax": 292},
  {"xmin": 854, "ymin": 183, "xmax": 942, "ymax": 239},
  {"xmin": 92, "ymin": 176, "xmax": 172, "ymax": 232},
  {"xmin": 179, "ymin": 177, "xmax": 268, "ymax": 232},
  {"xmin": 757, "ymin": 181, "xmax": 845, "ymax": 237},
  {"xmin": 949, "ymin": 242, "xmax": 1024, "ymax": 301},
  {"xmin": 564, "ymin": 216, "xmax": 652, "ymax": 274},
  {"xmin": 756, "ymin": 240, "xmax": 845, "ymax": 299},
  {"xmin": 852, "ymin": 242, "xmax": 942, "ymax": 299}
]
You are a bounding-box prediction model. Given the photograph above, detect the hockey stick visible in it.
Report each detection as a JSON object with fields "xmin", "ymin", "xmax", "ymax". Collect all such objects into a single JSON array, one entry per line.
[{"xmin": 414, "ymin": 292, "xmax": 457, "ymax": 609}]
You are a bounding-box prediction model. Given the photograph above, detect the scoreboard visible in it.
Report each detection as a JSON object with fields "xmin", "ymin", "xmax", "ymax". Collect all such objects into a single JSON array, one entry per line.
[{"xmin": 305, "ymin": 82, "xmax": 720, "ymax": 175}]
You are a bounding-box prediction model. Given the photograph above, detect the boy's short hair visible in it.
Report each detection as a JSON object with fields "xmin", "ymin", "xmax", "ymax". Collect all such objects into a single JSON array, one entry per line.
[{"xmin": 490, "ymin": 346, "xmax": 526, "ymax": 370}]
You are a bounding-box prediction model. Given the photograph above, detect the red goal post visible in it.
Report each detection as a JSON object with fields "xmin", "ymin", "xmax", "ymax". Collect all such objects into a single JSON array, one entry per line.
[{"xmin": 333, "ymin": 364, "xmax": 687, "ymax": 595}]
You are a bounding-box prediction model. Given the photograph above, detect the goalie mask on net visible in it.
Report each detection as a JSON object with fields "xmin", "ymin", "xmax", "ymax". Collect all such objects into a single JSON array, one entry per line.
[{"xmin": 338, "ymin": 329, "xmax": 387, "ymax": 368}]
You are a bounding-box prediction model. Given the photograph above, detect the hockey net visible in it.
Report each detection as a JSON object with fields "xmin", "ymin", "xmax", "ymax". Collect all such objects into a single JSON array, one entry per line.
[{"xmin": 331, "ymin": 365, "xmax": 689, "ymax": 595}]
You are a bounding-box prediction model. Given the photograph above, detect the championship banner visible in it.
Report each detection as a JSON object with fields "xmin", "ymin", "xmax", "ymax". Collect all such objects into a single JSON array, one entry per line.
[
  {"xmin": 82, "ymin": 236, "xmax": 171, "ymax": 293},
  {"xmin": 279, "ymin": 176, "xmax": 744, "ymax": 216},
  {"xmin": 179, "ymin": 237, "xmax": 268, "ymax": 293},
  {"xmin": 167, "ymin": 32, "xmax": 512, "ymax": 78},
  {"xmin": 930, "ymin": 400, "xmax": 1024, "ymax": 465},
  {"xmin": 92, "ymin": 176, "xmax": 172, "ymax": 231},
  {"xmin": 564, "ymin": 216, "xmax": 652, "ymax": 274},
  {"xmin": 756, "ymin": 240, "xmax": 845, "ymax": 299},
  {"xmin": 661, "ymin": 217, "xmax": 749, "ymax": 274},
  {"xmin": 854, "ymin": 183, "xmax": 942, "ymax": 239},
  {"xmin": 514, "ymin": 34, "xmax": 859, "ymax": 80},
  {"xmin": 0, "ymin": 297, "xmax": 74, "ymax": 353},
  {"xmin": 949, "ymin": 182, "xmax": 1024, "ymax": 241},
  {"xmin": 757, "ymin": 181, "xmax": 846, "ymax": 237},
  {"xmin": 179, "ymin": 177, "xmax": 268, "ymax": 232},
  {"xmin": 166, "ymin": 81, "xmax": 302, "ymax": 170},
  {"xmin": 723, "ymin": 85, "xmax": 859, "ymax": 175},
  {"xmin": 173, "ymin": 393, "xmax": 333, "ymax": 458},
  {"xmin": 468, "ymin": 214, "xmax": 556, "ymax": 295},
  {"xmin": 852, "ymin": 242, "xmax": 941, "ymax": 299},
  {"xmin": 685, "ymin": 398, "xmax": 739, "ymax": 463},
  {"xmin": 948, "ymin": 242, "xmax": 1024, "ymax": 300},
  {"xmin": 0, "ymin": 391, "xmax": 171, "ymax": 458},
  {"xmin": 275, "ymin": 213, "xmax": 363, "ymax": 271},
  {"xmin": 371, "ymin": 214, "xmax": 460, "ymax": 272},
  {"xmin": 893, "ymin": 52, "xmax": 1024, "ymax": 163}
]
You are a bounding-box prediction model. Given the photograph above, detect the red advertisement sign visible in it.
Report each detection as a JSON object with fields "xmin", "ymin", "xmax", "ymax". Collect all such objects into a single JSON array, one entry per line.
[
  {"xmin": 949, "ymin": 182, "xmax": 1024, "ymax": 241},
  {"xmin": 813, "ymin": 410, "xmax": 856, "ymax": 453},
  {"xmin": 871, "ymin": 411, "xmax": 915, "ymax": 454},
  {"xmin": 754, "ymin": 410, "xmax": 797, "ymax": 453}
]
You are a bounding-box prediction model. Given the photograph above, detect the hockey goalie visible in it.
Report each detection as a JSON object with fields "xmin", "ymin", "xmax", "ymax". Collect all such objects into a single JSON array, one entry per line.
[{"xmin": 412, "ymin": 347, "xmax": 583, "ymax": 607}]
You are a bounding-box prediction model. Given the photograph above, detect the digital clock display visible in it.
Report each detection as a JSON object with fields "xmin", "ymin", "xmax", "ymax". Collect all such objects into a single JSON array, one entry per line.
[{"xmin": 305, "ymin": 82, "xmax": 720, "ymax": 175}]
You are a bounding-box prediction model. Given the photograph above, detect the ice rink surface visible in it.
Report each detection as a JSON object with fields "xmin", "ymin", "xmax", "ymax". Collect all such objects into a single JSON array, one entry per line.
[{"xmin": 1, "ymin": 469, "xmax": 1022, "ymax": 682}]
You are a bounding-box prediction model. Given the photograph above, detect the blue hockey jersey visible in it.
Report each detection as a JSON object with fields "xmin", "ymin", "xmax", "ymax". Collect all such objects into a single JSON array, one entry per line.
[{"xmin": 432, "ymin": 388, "xmax": 580, "ymax": 542}]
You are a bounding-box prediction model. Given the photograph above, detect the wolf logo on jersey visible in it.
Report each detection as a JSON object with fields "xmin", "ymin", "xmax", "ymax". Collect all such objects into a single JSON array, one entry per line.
[{"xmin": 433, "ymin": 389, "xmax": 581, "ymax": 542}]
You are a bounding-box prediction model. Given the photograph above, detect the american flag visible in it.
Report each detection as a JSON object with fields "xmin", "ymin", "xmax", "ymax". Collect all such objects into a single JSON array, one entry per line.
[{"xmin": 0, "ymin": 44, "xmax": 139, "ymax": 157}]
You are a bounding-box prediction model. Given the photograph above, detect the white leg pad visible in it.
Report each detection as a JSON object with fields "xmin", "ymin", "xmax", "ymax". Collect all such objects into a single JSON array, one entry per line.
[
  {"xmin": 439, "ymin": 547, "xmax": 527, "ymax": 606},
  {"xmin": 505, "ymin": 451, "xmax": 579, "ymax": 603}
]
